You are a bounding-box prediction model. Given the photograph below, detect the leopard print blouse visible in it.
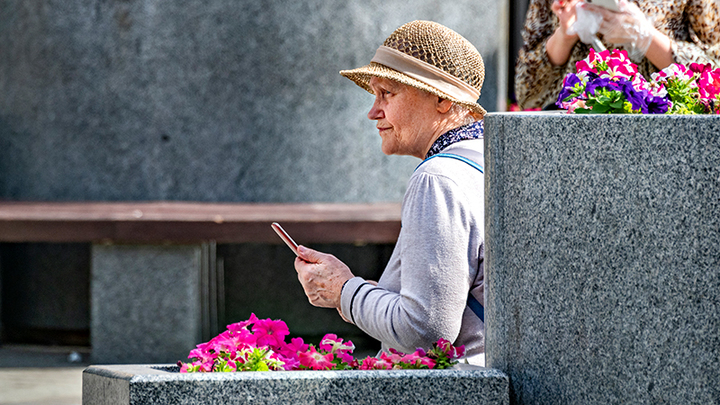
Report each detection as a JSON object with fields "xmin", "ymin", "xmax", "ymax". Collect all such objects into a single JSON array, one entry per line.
[{"xmin": 515, "ymin": 0, "xmax": 720, "ymax": 109}]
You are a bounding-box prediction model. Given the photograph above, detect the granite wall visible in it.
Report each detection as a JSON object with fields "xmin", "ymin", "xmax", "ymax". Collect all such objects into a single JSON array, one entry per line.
[
  {"xmin": 0, "ymin": 0, "xmax": 506, "ymax": 202},
  {"xmin": 484, "ymin": 113, "xmax": 720, "ymax": 404}
]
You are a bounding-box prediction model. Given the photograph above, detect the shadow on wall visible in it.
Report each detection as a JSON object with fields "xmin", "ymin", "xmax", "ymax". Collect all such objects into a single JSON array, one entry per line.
[
  {"xmin": 219, "ymin": 243, "xmax": 394, "ymax": 355},
  {"xmin": 0, "ymin": 242, "xmax": 392, "ymax": 355}
]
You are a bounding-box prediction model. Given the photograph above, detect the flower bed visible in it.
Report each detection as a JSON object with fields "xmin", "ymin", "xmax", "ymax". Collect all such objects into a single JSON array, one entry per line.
[
  {"xmin": 178, "ymin": 314, "xmax": 464, "ymax": 373},
  {"xmin": 557, "ymin": 48, "xmax": 720, "ymax": 114}
]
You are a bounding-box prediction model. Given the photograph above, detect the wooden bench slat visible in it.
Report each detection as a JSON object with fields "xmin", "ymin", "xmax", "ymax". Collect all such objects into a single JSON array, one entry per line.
[{"xmin": 0, "ymin": 202, "xmax": 402, "ymax": 244}]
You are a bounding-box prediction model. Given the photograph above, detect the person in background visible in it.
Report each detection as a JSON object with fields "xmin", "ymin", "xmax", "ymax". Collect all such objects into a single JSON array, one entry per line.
[
  {"xmin": 293, "ymin": 20, "xmax": 487, "ymax": 365},
  {"xmin": 515, "ymin": 0, "xmax": 720, "ymax": 110}
]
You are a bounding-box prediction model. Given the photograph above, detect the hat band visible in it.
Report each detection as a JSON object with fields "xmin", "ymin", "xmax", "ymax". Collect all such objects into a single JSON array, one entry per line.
[{"xmin": 371, "ymin": 46, "xmax": 480, "ymax": 103}]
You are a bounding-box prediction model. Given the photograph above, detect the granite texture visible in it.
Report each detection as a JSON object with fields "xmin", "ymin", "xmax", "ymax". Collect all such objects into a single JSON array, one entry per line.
[
  {"xmin": 91, "ymin": 245, "xmax": 203, "ymax": 364},
  {"xmin": 0, "ymin": 0, "xmax": 505, "ymax": 203},
  {"xmin": 484, "ymin": 113, "xmax": 720, "ymax": 404},
  {"xmin": 82, "ymin": 364, "xmax": 509, "ymax": 405}
]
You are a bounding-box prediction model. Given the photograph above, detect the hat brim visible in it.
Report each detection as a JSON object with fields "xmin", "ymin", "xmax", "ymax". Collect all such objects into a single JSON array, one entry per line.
[{"xmin": 340, "ymin": 62, "xmax": 487, "ymax": 118}]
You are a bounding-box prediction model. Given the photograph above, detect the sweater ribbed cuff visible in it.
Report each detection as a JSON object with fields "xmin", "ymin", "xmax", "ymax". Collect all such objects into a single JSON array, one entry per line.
[{"xmin": 340, "ymin": 277, "xmax": 367, "ymax": 326}]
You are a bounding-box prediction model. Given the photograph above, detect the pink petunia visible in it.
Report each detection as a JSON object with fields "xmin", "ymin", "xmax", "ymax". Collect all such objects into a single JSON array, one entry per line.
[
  {"xmin": 298, "ymin": 346, "xmax": 335, "ymax": 370},
  {"xmin": 358, "ymin": 356, "xmax": 393, "ymax": 370},
  {"xmin": 652, "ymin": 63, "xmax": 695, "ymax": 83},
  {"xmin": 605, "ymin": 49, "xmax": 637, "ymax": 80},
  {"xmin": 252, "ymin": 318, "xmax": 290, "ymax": 349},
  {"xmin": 696, "ymin": 66, "xmax": 720, "ymax": 100},
  {"xmin": 227, "ymin": 313, "xmax": 259, "ymax": 333},
  {"xmin": 436, "ymin": 338, "xmax": 465, "ymax": 359},
  {"xmin": 281, "ymin": 336, "xmax": 309, "ymax": 358},
  {"xmin": 576, "ymin": 48, "xmax": 601, "ymax": 74},
  {"xmin": 320, "ymin": 334, "xmax": 355, "ymax": 353}
]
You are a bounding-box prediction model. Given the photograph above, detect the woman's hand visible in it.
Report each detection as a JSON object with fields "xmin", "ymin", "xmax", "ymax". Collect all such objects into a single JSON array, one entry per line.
[
  {"xmin": 294, "ymin": 245, "xmax": 354, "ymax": 310},
  {"xmin": 547, "ymin": 0, "xmax": 583, "ymax": 66}
]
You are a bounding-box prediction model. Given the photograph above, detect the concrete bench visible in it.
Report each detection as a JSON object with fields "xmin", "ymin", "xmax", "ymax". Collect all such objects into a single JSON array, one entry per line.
[{"xmin": 0, "ymin": 202, "xmax": 401, "ymax": 363}]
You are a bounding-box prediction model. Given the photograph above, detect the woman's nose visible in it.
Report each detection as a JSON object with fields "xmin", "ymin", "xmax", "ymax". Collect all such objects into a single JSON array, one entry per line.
[{"xmin": 367, "ymin": 99, "xmax": 383, "ymax": 120}]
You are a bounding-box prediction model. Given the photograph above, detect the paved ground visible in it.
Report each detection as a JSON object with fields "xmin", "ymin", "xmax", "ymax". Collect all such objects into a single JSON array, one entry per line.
[{"xmin": 0, "ymin": 345, "xmax": 90, "ymax": 405}]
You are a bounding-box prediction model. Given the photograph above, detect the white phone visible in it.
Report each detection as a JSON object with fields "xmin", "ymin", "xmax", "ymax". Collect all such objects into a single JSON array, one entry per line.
[
  {"xmin": 271, "ymin": 222, "xmax": 299, "ymax": 256},
  {"xmin": 585, "ymin": 0, "xmax": 619, "ymax": 11}
]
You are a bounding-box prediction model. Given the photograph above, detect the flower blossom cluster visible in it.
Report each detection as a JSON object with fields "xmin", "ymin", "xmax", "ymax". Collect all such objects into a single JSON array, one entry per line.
[
  {"xmin": 178, "ymin": 314, "xmax": 464, "ymax": 373},
  {"xmin": 556, "ymin": 48, "xmax": 720, "ymax": 114}
]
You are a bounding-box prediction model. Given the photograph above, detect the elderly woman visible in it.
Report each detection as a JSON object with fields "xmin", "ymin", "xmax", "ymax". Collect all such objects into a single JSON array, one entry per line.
[{"xmin": 294, "ymin": 20, "xmax": 486, "ymax": 364}]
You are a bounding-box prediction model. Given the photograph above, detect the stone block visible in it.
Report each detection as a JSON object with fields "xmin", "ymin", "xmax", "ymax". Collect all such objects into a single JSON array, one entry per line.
[
  {"xmin": 91, "ymin": 245, "xmax": 203, "ymax": 364},
  {"xmin": 484, "ymin": 113, "xmax": 720, "ymax": 404},
  {"xmin": 82, "ymin": 364, "xmax": 509, "ymax": 405}
]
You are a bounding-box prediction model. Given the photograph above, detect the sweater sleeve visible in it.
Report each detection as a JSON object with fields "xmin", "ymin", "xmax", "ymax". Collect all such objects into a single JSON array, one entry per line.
[{"xmin": 340, "ymin": 171, "xmax": 474, "ymax": 353}]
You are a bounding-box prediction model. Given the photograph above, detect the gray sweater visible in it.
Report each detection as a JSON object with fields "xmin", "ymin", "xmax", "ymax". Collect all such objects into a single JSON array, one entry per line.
[{"xmin": 341, "ymin": 139, "xmax": 485, "ymax": 359}]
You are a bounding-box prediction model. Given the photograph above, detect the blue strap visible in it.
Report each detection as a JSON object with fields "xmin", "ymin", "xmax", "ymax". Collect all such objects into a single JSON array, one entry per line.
[
  {"xmin": 467, "ymin": 294, "xmax": 484, "ymax": 323},
  {"xmin": 416, "ymin": 152, "xmax": 486, "ymax": 323},
  {"xmin": 415, "ymin": 152, "xmax": 484, "ymax": 173}
]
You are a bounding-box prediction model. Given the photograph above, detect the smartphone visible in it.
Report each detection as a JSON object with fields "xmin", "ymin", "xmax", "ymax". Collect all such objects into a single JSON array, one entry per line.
[
  {"xmin": 271, "ymin": 222, "xmax": 299, "ymax": 256},
  {"xmin": 585, "ymin": 0, "xmax": 619, "ymax": 11}
]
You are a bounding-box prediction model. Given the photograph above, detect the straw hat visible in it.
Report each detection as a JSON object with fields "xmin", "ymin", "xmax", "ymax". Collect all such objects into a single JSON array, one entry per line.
[{"xmin": 340, "ymin": 20, "xmax": 486, "ymax": 118}]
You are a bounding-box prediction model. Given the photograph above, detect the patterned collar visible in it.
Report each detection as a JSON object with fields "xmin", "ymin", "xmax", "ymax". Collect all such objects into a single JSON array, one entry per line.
[{"xmin": 425, "ymin": 120, "xmax": 484, "ymax": 159}]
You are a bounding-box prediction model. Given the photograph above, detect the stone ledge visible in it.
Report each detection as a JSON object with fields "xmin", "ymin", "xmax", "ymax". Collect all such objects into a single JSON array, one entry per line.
[{"xmin": 82, "ymin": 364, "xmax": 509, "ymax": 405}]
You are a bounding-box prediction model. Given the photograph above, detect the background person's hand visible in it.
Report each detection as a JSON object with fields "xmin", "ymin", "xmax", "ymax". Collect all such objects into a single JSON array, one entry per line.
[
  {"xmin": 584, "ymin": 0, "xmax": 654, "ymax": 60},
  {"xmin": 552, "ymin": 0, "xmax": 583, "ymax": 38},
  {"xmin": 294, "ymin": 245, "xmax": 354, "ymax": 310},
  {"xmin": 547, "ymin": 0, "xmax": 583, "ymax": 66}
]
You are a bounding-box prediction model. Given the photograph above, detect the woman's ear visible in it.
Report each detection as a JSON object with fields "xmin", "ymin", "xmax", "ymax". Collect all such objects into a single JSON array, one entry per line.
[{"xmin": 436, "ymin": 97, "xmax": 454, "ymax": 114}]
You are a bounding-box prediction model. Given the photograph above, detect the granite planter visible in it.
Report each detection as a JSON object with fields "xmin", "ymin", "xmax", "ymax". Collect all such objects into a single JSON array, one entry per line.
[
  {"xmin": 82, "ymin": 364, "xmax": 509, "ymax": 404},
  {"xmin": 484, "ymin": 113, "xmax": 720, "ymax": 404}
]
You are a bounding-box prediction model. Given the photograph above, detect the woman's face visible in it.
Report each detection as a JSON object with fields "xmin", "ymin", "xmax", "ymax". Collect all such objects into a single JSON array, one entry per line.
[{"xmin": 367, "ymin": 77, "xmax": 442, "ymax": 158}]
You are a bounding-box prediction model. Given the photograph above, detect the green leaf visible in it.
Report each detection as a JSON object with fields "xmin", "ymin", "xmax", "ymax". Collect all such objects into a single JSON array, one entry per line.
[{"xmin": 592, "ymin": 103, "xmax": 611, "ymax": 113}]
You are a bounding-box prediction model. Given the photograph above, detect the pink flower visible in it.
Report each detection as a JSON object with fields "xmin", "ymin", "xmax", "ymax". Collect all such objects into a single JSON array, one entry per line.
[
  {"xmin": 604, "ymin": 49, "xmax": 637, "ymax": 80},
  {"xmin": 575, "ymin": 59, "xmax": 597, "ymax": 74},
  {"xmin": 298, "ymin": 346, "xmax": 335, "ymax": 370},
  {"xmin": 210, "ymin": 329, "xmax": 255, "ymax": 354},
  {"xmin": 358, "ymin": 356, "xmax": 393, "ymax": 370},
  {"xmin": 694, "ymin": 65, "xmax": 720, "ymax": 100},
  {"xmin": 179, "ymin": 361, "xmax": 199, "ymax": 373},
  {"xmin": 281, "ymin": 336, "xmax": 309, "ymax": 358},
  {"xmin": 436, "ymin": 338, "xmax": 465, "ymax": 359},
  {"xmin": 397, "ymin": 349, "xmax": 437, "ymax": 369},
  {"xmin": 564, "ymin": 98, "xmax": 587, "ymax": 113},
  {"xmin": 358, "ymin": 356, "xmax": 378, "ymax": 370},
  {"xmin": 227, "ymin": 313, "xmax": 259, "ymax": 333},
  {"xmin": 319, "ymin": 334, "xmax": 355, "ymax": 363},
  {"xmin": 188, "ymin": 341, "xmax": 219, "ymax": 363},
  {"xmin": 576, "ymin": 48, "xmax": 607, "ymax": 74},
  {"xmin": 252, "ymin": 318, "xmax": 290, "ymax": 349},
  {"xmin": 689, "ymin": 62, "xmax": 713, "ymax": 75},
  {"xmin": 199, "ymin": 359, "xmax": 213, "ymax": 372},
  {"xmin": 376, "ymin": 350, "xmax": 407, "ymax": 369},
  {"xmin": 277, "ymin": 355, "xmax": 300, "ymax": 371},
  {"xmin": 318, "ymin": 334, "xmax": 339, "ymax": 351},
  {"xmin": 652, "ymin": 63, "xmax": 695, "ymax": 83}
]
